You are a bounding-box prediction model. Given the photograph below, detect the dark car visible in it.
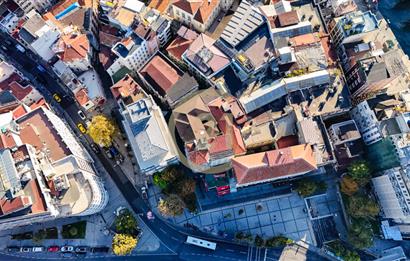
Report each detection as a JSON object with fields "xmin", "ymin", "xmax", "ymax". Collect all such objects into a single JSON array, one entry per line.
[
  {"xmin": 7, "ymin": 246, "xmax": 19, "ymax": 252},
  {"xmin": 90, "ymin": 143, "xmax": 100, "ymax": 154},
  {"xmin": 75, "ymin": 246, "xmax": 88, "ymax": 253},
  {"xmin": 91, "ymin": 247, "xmax": 110, "ymax": 253},
  {"xmin": 104, "ymin": 148, "xmax": 113, "ymax": 159}
]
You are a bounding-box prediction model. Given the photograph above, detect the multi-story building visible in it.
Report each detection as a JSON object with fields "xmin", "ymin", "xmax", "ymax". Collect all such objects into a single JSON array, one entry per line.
[
  {"xmin": 18, "ymin": 10, "xmax": 61, "ymax": 62},
  {"xmin": 372, "ymin": 167, "xmax": 410, "ymax": 224},
  {"xmin": 0, "ymin": 105, "xmax": 108, "ymax": 230},
  {"xmin": 53, "ymin": 33, "xmax": 93, "ymax": 74},
  {"xmin": 326, "ymin": 0, "xmax": 357, "ymax": 18},
  {"xmin": 232, "ymin": 144, "xmax": 317, "ymax": 188},
  {"xmin": 13, "ymin": 0, "xmax": 54, "ymax": 14},
  {"xmin": 350, "ymin": 101, "xmax": 382, "ymax": 145},
  {"xmin": 0, "ymin": 1, "xmax": 20, "ymax": 33},
  {"xmin": 108, "ymin": 32, "xmax": 158, "ymax": 82},
  {"xmin": 328, "ymin": 11, "xmax": 379, "ymax": 47},
  {"xmin": 139, "ymin": 52, "xmax": 198, "ymax": 108},
  {"xmin": 182, "ymin": 33, "xmax": 231, "ymax": 82},
  {"xmin": 171, "ymin": 0, "xmax": 233, "ymax": 33},
  {"xmin": 111, "ymin": 75, "xmax": 179, "ymax": 175}
]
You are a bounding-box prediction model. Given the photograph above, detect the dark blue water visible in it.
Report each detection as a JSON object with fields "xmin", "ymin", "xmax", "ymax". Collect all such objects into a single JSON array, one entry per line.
[{"xmin": 379, "ymin": 0, "xmax": 410, "ymax": 55}]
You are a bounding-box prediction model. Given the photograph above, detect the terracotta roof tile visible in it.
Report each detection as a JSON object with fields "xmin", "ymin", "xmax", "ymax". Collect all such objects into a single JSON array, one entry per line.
[
  {"xmin": 173, "ymin": 0, "xmax": 203, "ymax": 15},
  {"xmin": 232, "ymin": 144, "xmax": 317, "ymax": 187},
  {"xmin": 166, "ymin": 36, "xmax": 195, "ymax": 61},
  {"xmin": 140, "ymin": 55, "xmax": 181, "ymax": 95},
  {"xmin": 56, "ymin": 34, "xmax": 89, "ymax": 62},
  {"xmin": 278, "ymin": 10, "xmax": 299, "ymax": 27},
  {"xmin": 188, "ymin": 149, "xmax": 209, "ymax": 165},
  {"xmin": 29, "ymin": 98, "xmax": 48, "ymax": 110},
  {"xmin": 193, "ymin": 0, "xmax": 218, "ymax": 23},
  {"xmin": 149, "ymin": 0, "xmax": 173, "ymax": 13},
  {"xmin": 0, "ymin": 195, "xmax": 31, "ymax": 215},
  {"xmin": 0, "ymin": 133, "xmax": 17, "ymax": 149},
  {"xmin": 110, "ymin": 74, "xmax": 145, "ymax": 104},
  {"xmin": 12, "ymin": 104, "xmax": 28, "ymax": 120}
]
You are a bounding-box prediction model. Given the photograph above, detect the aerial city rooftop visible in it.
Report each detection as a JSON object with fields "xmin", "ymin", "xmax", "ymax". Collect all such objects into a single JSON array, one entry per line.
[{"xmin": 0, "ymin": 0, "xmax": 409, "ymax": 260}]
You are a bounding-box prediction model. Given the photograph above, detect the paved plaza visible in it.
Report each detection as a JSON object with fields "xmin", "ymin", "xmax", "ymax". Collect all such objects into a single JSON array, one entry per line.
[{"xmin": 150, "ymin": 187, "xmax": 317, "ymax": 245}]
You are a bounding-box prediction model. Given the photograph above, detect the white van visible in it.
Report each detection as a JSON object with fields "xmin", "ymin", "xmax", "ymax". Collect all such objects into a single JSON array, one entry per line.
[{"xmin": 32, "ymin": 246, "xmax": 45, "ymax": 252}]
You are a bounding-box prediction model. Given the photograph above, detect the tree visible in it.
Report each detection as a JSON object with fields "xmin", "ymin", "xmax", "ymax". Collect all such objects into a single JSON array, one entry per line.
[
  {"xmin": 115, "ymin": 209, "xmax": 137, "ymax": 235},
  {"xmin": 346, "ymin": 194, "xmax": 380, "ymax": 219},
  {"xmin": 88, "ymin": 115, "xmax": 116, "ymax": 147},
  {"xmin": 328, "ymin": 241, "xmax": 360, "ymax": 261},
  {"xmin": 162, "ymin": 167, "xmax": 183, "ymax": 183},
  {"xmin": 265, "ymin": 236, "xmax": 292, "ymax": 248},
  {"xmin": 158, "ymin": 194, "xmax": 185, "ymax": 217},
  {"xmin": 153, "ymin": 172, "xmax": 167, "ymax": 189},
  {"xmin": 348, "ymin": 161, "xmax": 371, "ymax": 186},
  {"xmin": 295, "ymin": 179, "xmax": 316, "ymax": 197},
  {"xmin": 112, "ymin": 233, "xmax": 137, "ymax": 256},
  {"xmin": 254, "ymin": 235, "xmax": 264, "ymax": 247},
  {"xmin": 347, "ymin": 218, "xmax": 374, "ymax": 249},
  {"xmin": 176, "ymin": 178, "xmax": 196, "ymax": 197},
  {"xmin": 340, "ymin": 175, "xmax": 359, "ymax": 196},
  {"xmin": 32, "ymin": 229, "xmax": 46, "ymax": 243}
]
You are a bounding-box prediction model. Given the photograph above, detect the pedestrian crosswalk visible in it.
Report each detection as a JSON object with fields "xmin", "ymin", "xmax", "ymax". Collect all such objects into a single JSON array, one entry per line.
[{"xmin": 247, "ymin": 246, "xmax": 267, "ymax": 261}]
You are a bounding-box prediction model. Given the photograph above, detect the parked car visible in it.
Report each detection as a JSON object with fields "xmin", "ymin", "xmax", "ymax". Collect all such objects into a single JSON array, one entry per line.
[
  {"xmin": 48, "ymin": 246, "xmax": 59, "ymax": 252},
  {"xmin": 104, "ymin": 148, "xmax": 113, "ymax": 159},
  {"xmin": 32, "ymin": 246, "xmax": 45, "ymax": 252},
  {"xmin": 75, "ymin": 246, "xmax": 88, "ymax": 253},
  {"xmin": 141, "ymin": 186, "xmax": 147, "ymax": 199},
  {"xmin": 7, "ymin": 246, "xmax": 19, "ymax": 252},
  {"xmin": 90, "ymin": 143, "xmax": 100, "ymax": 154},
  {"xmin": 78, "ymin": 110, "xmax": 86, "ymax": 120},
  {"xmin": 77, "ymin": 123, "xmax": 87, "ymax": 134},
  {"xmin": 60, "ymin": 246, "xmax": 74, "ymax": 252},
  {"xmin": 91, "ymin": 247, "xmax": 110, "ymax": 253},
  {"xmin": 20, "ymin": 247, "xmax": 31, "ymax": 252}
]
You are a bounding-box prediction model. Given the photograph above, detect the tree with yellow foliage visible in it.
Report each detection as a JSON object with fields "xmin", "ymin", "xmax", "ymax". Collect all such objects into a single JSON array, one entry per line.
[
  {"xmin": 88, "ymin": 115, "xmax": 116, "ymax": 147},
  {"xmin": 112, "ymin": 233, "xmax": 137, "ymax": 256},
  {"xmin": 340, "ymin": 175, "xmax": 359, "ymax": 196}
]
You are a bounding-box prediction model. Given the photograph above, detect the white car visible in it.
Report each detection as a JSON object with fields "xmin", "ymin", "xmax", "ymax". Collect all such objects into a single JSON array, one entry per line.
[
  {"xmin": 60, "ymin": 246, "xmax": 74, "ymax": 252},
  {"xmin": 114, "ymin": 206, "xmax": 126, "ymax": 216},
  {"xmin": 78, "ymin": 110, "xmax": 87, "ymax": 120},
  {"xmin": 32, "ymin": 246, "xmax": 45, "ymax": 252}
]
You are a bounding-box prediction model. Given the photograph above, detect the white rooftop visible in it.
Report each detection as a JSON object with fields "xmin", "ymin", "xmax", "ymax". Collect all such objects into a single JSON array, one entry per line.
[{"xmin": 123, "ymin": 0, "xmax": 145, "ymax": 13}]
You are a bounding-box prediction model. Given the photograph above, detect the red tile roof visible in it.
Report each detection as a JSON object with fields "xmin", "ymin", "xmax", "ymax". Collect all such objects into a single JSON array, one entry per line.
[
  {"xmin": 56, "ymin": 34, "xmax": 89, "ymax": 62},
  {"xmin": 188, "ymin": 149, "xmax": 209, "ymax": 165},
  {"xmin": 110, "ymin": 74, "xmax": 144, "ymax": 102},
  {"xmin": 12, "ymin": 104, "xmax": 28, "ymax": 119},
  {"xmin": 278, "ymin": 11, "xmax": 299, "ymax": 27},
  {"xmin": 166, "ymin": 36, "xmax": 195, "ymax": 61},
  {"xmin": 0, "ymin": 133, "xmax": 17, "ymax": 149},
  {"xmin": 0, "ymin": 195, "xmax": 31, "ymax": 216},
  {"xmin": 7, "ymin": 82, "xmax": 33, "ymax": 101},
  {"xmin": 149, "ymin": 0, "xmax": 173, "ymax": 13},
  {"xmin": 209, "ymin": 135, "xmax": 231, "ymax": 155},
  {"xmin": 232, "ymin": 144, "xmax": 317, "ymax": 187},
  {"xmin": 172, "ymin": 0, "xmax": 218, "ymax": 24},
  {"xmin": 29, "ymin": 98, "xmax": 48, "ymax": 110},
  {"xmin": 276, "ymin": 135, "xmax": 299, "ymax": 149},
  {"xmin": 173, "ymin": 0, "xmax": 203, "ymax": 15},
  {"xmin": 140, "ymin": 55, "xmax": 181, "ymax": 94}
]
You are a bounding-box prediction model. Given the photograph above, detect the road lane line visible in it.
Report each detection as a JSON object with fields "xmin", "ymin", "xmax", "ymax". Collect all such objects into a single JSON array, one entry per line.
[{"xmin": 226, "ymin": 249, "xmax": 234, "ymax": 252}]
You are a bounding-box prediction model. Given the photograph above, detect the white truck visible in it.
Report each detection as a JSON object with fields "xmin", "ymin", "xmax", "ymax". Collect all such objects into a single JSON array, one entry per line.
[{"xmin": 15, "ymin": 44, "xmax": 25, "ymax": 53}]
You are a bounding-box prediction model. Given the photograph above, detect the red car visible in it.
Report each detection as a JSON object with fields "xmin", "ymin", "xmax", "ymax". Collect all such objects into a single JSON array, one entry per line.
[{"xmin": 48, "ymin": 246, "xmax": 59, "ymax": 252}]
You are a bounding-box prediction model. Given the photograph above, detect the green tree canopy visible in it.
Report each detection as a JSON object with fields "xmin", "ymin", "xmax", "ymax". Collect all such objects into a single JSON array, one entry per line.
[
  {"xmin": 295, "ymin": 178, "xmax": 327, "ymax": 197},
  {"xmin": 254, "ymin": 235, "xmax": 265, "ymax": 247},
  {"xmin": 346, "ymin": 194, "xmax": 380, "ymax": 219},
  {"xmin": 265, "ymin": 236, "xmax": 293, "ymax": 248},
  {"xmin": 347, "ymin": 218, "xmax": 374, "ymax": 249},
  {"xmin": 115, "ymin": 209, "xmax": 137, "ymax": 235},
  {"xmin": 112, "ymin": 233, "xmax": 137, "ymax": 256},
  {"xmin": 347, "ymin": 161, "xmax": 371, "ymax": 186},
  {"xmin": 88, "ymin": 115, "xmax": 116, "ymax": 147}
]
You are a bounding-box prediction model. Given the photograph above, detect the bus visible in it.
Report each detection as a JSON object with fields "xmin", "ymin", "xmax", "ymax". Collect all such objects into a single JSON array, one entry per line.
[{"xmin": 186, "ymin": 236, "xmax": 216, "ymax": 250}]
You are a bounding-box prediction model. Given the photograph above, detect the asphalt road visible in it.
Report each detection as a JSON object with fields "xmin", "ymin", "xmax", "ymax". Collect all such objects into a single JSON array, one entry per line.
[{"xmin": 0, "ymin": 32, "xmax": 330, "ymax": 261}]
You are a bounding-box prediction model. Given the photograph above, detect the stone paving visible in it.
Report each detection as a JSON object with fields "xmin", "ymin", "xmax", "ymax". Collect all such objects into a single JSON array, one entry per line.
[{"xmin": 150, "ymin": 186, "xmax": 316, "ymax": 245}]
